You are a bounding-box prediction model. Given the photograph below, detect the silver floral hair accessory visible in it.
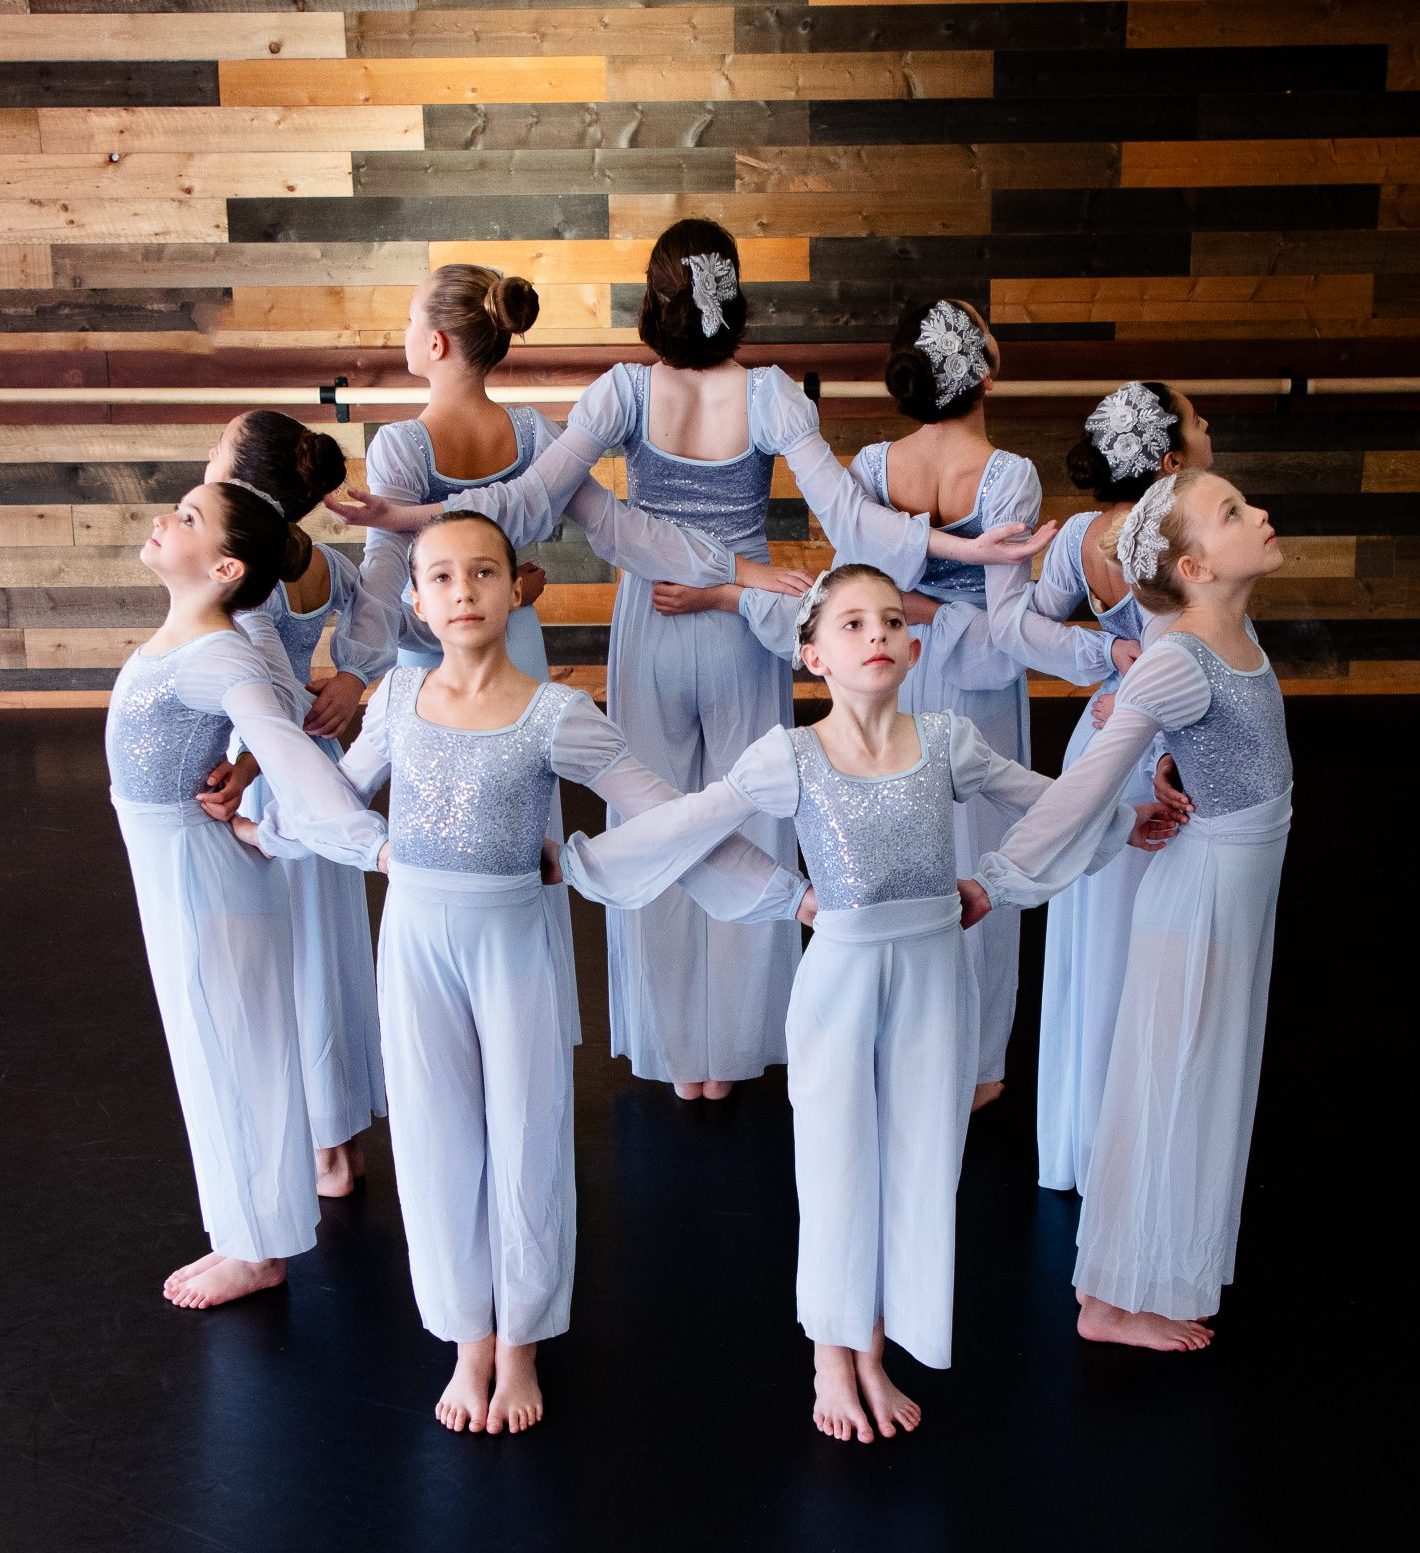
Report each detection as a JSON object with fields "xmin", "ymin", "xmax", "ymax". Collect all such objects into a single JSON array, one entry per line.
[
  {"xmin": 1116, "ymin": 474, "xmax": 1178, "ymax": 588},
  {"xmin": 791, "ymin": 571, "xmax": 832, "ymax": 669},
  {"xmin": 915, "ymin": 301, "xmax": 990, "ymax": 406},
  {"xmin": 225, "ymin": 477, "xmax": 286, "ymax": 518},
  {"xmin": 681, "ymin": 252, "xmax": 738, "ymax": 338},
  {"xmin": 1085, "ymin": 381, "xmax": 1177, "ymax": 481}
]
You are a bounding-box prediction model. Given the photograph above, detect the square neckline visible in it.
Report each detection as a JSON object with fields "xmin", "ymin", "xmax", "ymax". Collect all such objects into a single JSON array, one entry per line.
[
  {"xmin": 412, "ymin": 410, "xmax": 523, "ymax": 487},
  {"xmin": 884, "ymin": 443, "xmax": 1004, "ymax": 534},
  {"xmin": 411, "ymin": 670, "xmax": 549, "ymax": 735},
  {"xmin": 805, "ymin": 715, "xmax": 929, "ymax": 784},
  {"xmin": 639, "ymin": 364, "xmax": 757, "ymax": 468}
]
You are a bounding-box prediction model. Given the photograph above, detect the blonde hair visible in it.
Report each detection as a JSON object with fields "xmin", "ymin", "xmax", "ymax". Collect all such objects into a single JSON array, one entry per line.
[
  {"xmin": 1105, "ymin": 467, "xmax": 1211, "ymax": 613},
  {"xmin": 421, "ymin": 264, "xmax": 539, "ymax": 374}
]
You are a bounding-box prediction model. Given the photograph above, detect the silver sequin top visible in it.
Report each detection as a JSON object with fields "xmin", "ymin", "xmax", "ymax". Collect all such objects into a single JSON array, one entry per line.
[
  {"xmin": 624, "ymin": 364, "xmax": 774, "ymax": 558},
  {"xmin": 789, "ymin": 713, "xmax": 956, "ymax": 909},
  {"xmin": 106, "ymin": 636, "xmax": 244, "ymax": 804},
  {"xmin": 1162, "ymin": 632, "xmax": 1292, "ymax": 818},
  {"xmin": 384, "ymin": 667, "xmax": 574, "ymax": 873}
]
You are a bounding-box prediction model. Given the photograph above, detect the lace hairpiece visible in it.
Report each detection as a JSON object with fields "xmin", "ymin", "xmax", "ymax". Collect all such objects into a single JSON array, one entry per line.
[
  {"xmin": 1085, "ymin": 381, "xmax": 1177, "ymax": 481},
  {"xmin": 1116, "ymin": 474, "xmax": 1178, "ymax": 587},
  {"xmin": 225, "ymin": 477, "xmax": 286, "ymax": 519},
  {"xmin": 681, "ymin": 252, "xmax": 739, "ymax": 338},
  {"xmin": 915, "ymin": 301, "xmax": 990, "ymax": 406},
  {"xmin": 791, "ymin": 571, "xmax": 832, "ymax": 670}
]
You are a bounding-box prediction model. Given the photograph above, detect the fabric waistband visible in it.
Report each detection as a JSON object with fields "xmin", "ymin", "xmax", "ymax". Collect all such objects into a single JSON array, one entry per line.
[
  {"xmin": 812, "ymin": 893, "xmax": 960, "ymax": 945},
  {"xmin": 110, "ymin": 791, "xmax": 210, "ymax": 829},
  {"xmin": 387, "ymin": 862, "xmax": 543, "ymax": 907},
  {"xmin": 1176, "ymin": 786, "xmax": 1293, "ymax": 846}
]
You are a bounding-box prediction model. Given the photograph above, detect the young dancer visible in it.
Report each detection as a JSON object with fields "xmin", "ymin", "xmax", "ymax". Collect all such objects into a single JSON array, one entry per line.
[
  {"xmin": 1025, "ymin": 383, "xmax": 1213, "ymax": 1192},
  {"xmin": 974, "ymin": 470, "xmax": 1290, "ymax": 1351},
  {"xmin": 239, "ymin": 512, "xmax": 812, "ymax": 1434},
  {"xmin": 337, "ymin": 239, "xmax": 1042, "ymax": 1101},
  {"xmin": 556, "ymin": 564, "xmax": 1170, "ymax": 1440},
  {"xmin": 107, "ymin": 482, "xmax": 387, "ymax": 1310},
  {"xmin": 198, "ymin": 411, "xmax": 389, "ymax": 1197}
]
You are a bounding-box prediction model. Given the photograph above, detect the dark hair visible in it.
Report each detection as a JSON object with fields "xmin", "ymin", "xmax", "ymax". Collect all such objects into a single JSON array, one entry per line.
[
  {"xmin": 1066, "ymin": 381, "xmax": 1187, "ymax": 503},
  {"xmin": 637, "ymin": 219, "xmax": 747, "ymax": 370},
  {"xmin": 213, "ymin": 482, "xmax": 309, "ymax": 611},
  {"xmin": 408, "ymin": 513, "xmax": 519, "ymax": 587},
  {"xmin": 796, "ymin": 563, "xmax": 903, "ymax": 661},
  {"xmin": 231, "ymin": 410, "xmax": 345, "ymax": 528},
  {"xmin": 884, "ymin": 299, "xmax": 994, "ymax": 424},
  {"xmin": 422, "ymin": 264, "xmax": 539, "ymax": 375}
]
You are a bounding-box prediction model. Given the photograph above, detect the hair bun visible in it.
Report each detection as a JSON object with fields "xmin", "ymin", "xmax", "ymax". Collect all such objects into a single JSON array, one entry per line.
[
  {"xmin": 1065, "ymin": 436, "xmax": 1104, "ymax": 494},
  {"xmin": 884, "ymin": 344, "xmax": 935, "ymax": 408},
  {"xmin": 293, "ymin": 426, "xmax": 347, "ymax": 506},
  {"xmin": 484, "ymin": 275, "xmax": 540, "ymax": 336},
  {"xmin": 280, "ymin": 522, "xmax": 313, "ymax": 583}
]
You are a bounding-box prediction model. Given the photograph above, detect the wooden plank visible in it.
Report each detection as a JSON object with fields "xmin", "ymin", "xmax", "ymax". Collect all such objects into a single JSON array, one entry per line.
[
  {"xmin": 1, "ymin": 549, "xmax": 155, "ymax": 589},
  {"xmin": 0, "ymin": 423, "xmax": 366, "ymax": 463},
  {"xmin": 810, "ymin": 94, "xmax": 1197, "ymax": 147},
  {"xmin": 37, "ymin": 106, "xmax": 423, "ymax": 155},
  {"xmin": 1128, "ymin": 2, "xmax": 1412, "ymax": 49},
  {"xmin": 734, "ymin": 142, "xmax": 1120, "ymax": 193},
  {"xmin": 216, "ymin": 283, "xmax": 609, "ymax": 333},
  {"xmin": 73, "ymin": 505, "xmax": 182, "ymax": 547},
  {"xmin": 0, "ymin": 152, "xmax": 353, "ymax": 201},
  {"xmin": 1390, "ymin": 43, "xmax": 1420, "ymax": 92},
  {"xmin": 347, "ymin": 9, "xmax": 735, "ymax": 58},
  {"xmin": 1191, "ymin": 229, "xmax": 1420, "ymax": 275},
  {"xmin": 0, "ymin": 631, "xmax": 23, "ymax": 672},
  {"xmin": 0, "ymin": 508, "xmax": 75, "ymax": 547},
  {"xmin": 1, "ymin": 587, "xmax": 166, "ymax": 631},
  {"xmin": 534, "ymin": 582, "xmax": 616, "ymax": 625},
  {"xmin": 353, "ymin": 147, "xmax": 734, "ymax": 197},
  {"xmin": 0, "ymin": 245, "xmax": 52, "ymax": 288},
  {"xmin": 606, "ymin": 50, "xmax": 993, "ymax": 101},
  {"xmin": 1122, "ymin": 138, "xmax": 1420, "ymax": 187},
  {"xmin": 0, "ymin": 288, "xmax": 227, "ymax": 335},
  {"xmin": 991, "ymin": 275, "xmax": 1375, "ymax": 325},
  {"xmin": 26, "ymin": 627, "xmax": 150, "ymax": 670},
  {"xmin": 0, "ymin": 200, "xmax": 227, "ymax": 244},
  {"xmin": 0, "ymin": 61, "xmax": 220, "ymax": 111},
  {"xmin": 610, "ymin": 189, "xmax": 988, "ymax": 237},
  {"xmin": 1379, "ymin": 185, "xmax": 1419, "ymax": 229},
  {"xmin": 0, "ymin": 15, "xmax": 347, "ymax": 63},
  {"xmin": 427, "ymin": 235, "xmax": 810, "ymax": 283},
  {"xmin": 1362, "ymin": 451, "xmax": 1420, "ymax": 492},
  {"xmin": 219, "ymin": 57, "xmax": 608, "ymax": 107},
  {"xmin": 227, "ymin": 193, "xmax": 608, "ymax": 244},
  {"xmin": 0, "ymin": 108, "xmax": 38, "ymax": 153},
  {"xmin": 743, "ymin": 3, "xmax": 1123, "ymax": 51},
  {"xmin": 51, "ymin": 241, "xmax": 430, "ymax": 289},
  {"xmin": 997, "ymin": 185, "xmax": 1380, "ymax": 235},
  {"xmin": 424, "ymin": 100, "xmax": 809, "ymax": 151}
]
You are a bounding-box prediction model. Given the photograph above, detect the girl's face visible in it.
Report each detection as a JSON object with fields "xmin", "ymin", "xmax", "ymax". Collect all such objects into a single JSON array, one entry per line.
[
  {"xmin": 1164, "ymin": 392, "xmax": 1213, "ymax": 474},
  {"xmin": 410, "ymin": 520, "xmax": 522, "ymax": 649},
  {"xmin": 404, "ymin": 280, "xmax": 437, "ymax": 379},
  {"xmin": 141, "ymin": 484, "xmax": 246, "ymax": 596},
  {"xmin": 1176, "ymin": 474, "xmax": 1282, "ymax": 592},
  {"xmin": 204, "ymin": 414, "xmax": 244, "ymax": 485},
  {"xmin": 799, "ymin": 576, "xmax": 920, "ymax": 694}
]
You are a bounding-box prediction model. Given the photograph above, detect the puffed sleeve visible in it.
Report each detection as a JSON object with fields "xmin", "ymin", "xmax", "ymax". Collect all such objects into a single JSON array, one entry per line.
[
  {"xmin": 737, "ymin": 586, "xmax": 799, "ymax": 662},
  {"xmin": 943, "ymin": 711, "xmax": 1055, "ymax": 817},
  {"xmin": 913, "ymin": 600, "xmax": 1022, "ymax": 692},
  {"xmin": 565, "ymin": 361, "xmax": 640, "ymax": 449},
  {"xmin": 973, "ymin": 641, "xmax": 1210, "ymax": 908},
  {"xmin": 558, "ymin": 724, "xmax": 800, "ymax": 910},
  {"xmin": 326, "ymin": 546, "xmax": 396, "ymax": 687},
  {"xmin": 751, "ymin": 367, "xmax": 933, "ymax": 592},
  {"xmin": 550, "ymin": 696, "xmax": 807, "ymax": 921},
  {"xmin": 176, "ymin": 634, "xmax": 386, "ymax": 870},
  {"xmin": 979, "ymin": 459, "xmax": 1114, "ymax": 686}
]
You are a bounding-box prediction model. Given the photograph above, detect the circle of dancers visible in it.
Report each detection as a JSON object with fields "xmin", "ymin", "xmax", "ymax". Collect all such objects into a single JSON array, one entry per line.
[{"xmin": 103, "ymin": 217, "xmax": 1291, "ymax": 1443}]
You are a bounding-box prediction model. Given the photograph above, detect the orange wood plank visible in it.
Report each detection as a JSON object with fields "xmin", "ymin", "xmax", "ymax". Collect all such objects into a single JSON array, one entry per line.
[{"xmin": 219, "ymin": 56, "xmax": 607, "ymax": 107}]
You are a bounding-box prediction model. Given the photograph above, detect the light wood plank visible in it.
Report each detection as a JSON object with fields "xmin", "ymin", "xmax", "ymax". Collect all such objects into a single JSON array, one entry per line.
[
  {"xmin": 610, "ymin": 190, "xmax": 987, "ymax": 237},
  {"xmin": 52, "ymin": 241, "xmax": 430, "ymax": 289},
  {"xmin": 0, "ymin": 508, "xmax": 75, "ymax": 547},
  {"xmin": 25, "ymin": 627, "xmax": 148, "ymax": 670},
  {"xmin": 216, "ymin": 283, "xmax": 608, "ymax": 332},
  {"xmin": 347, "ymin": 9, "xmax": 735, "ymax": 59},
  {"xmin": 0, "ymin": 109, "xmax": 40, "ymax": 154},
  {"xmin": 1128, "ymin": 1, "xmax": 1410, "ymax": 48},
  {"xmin": 1122, "ymin": 139, "xmax": 1420, "ymax": 188},
  {"xmin": 0, "ymin": 423, "xmax": 366, "ymax": 464},
  {"xmin": 0, "ymin": 14, "xmax": 346, "ymax": 62},
  {"xmin": 0, "ymin": 244, "xmax": 52, "ymax": 288},
  {"xmin": 74, "ymin": 505, "xmax": 190, "ymax": 546},
  {"xmin": 734, "ymin": 143, "xmax": 1119, "ymax": 193},
  {"xmin": 0, "ymin": 200, "xmax": 227, "ymax": 244},
  {"xmin": 38, "ymin": 106, "xmax": 423, "ymax": 155},
  {"xmin": 0, "ymin": 153, "xmax": 353, "ymax": 201},
  {"xmin": 1, "ymin": 550, "xmax": 154, "ymax": 589},
  {"xmin": 1362, "ymin": 451, "xmax": 1420, "ymax": 492},
  {"xmin": 219, "ymin": 56, "xmax": 607, "ymax": 107},
  {"xmin": 991, "ymin": 275, "xmax": 1375, "ymax": 325},
  {"xmin": 607, "ymin": 51, "xmax": 993, "ymax": 102},
  {"xmin": 0, "ymin": 631, "xmax": 23, "ymax": 672},
  {"xmin": 534, "ymin": 583, "xmax": 616, "ymax": 625},
  {"xmin": 427, "ymin": 236, "xmax": 810, "ymax": 283}
]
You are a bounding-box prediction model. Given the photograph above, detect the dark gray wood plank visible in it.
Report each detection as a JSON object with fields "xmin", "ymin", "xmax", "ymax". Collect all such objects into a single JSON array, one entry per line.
[
  {"xmin": 424, "ymin": 101, "xmax": 809, "ymax": 152},
  {"xmin": 0, "ymin": 670, "xmax": 123, "ymax": 691},
  {"xmin": 0, "ymin": 589, "xmax": 165, "ymax": 631},
  {"xmin": 0, "ymin": 290, "xmax": 228, "ymax": 335},
  {"xmin": 1199, "ymin": 89, "xmax": 1420, "ymax": 140},
  {"xmin": 809, "ymin": 95, "xmax": 1198, "ymax": 146},
  {"xmin": 2, "ymin": 463, "xmax": 208, "ymax": 506},
  {"xmin": 994, "ymin": 44, "xmax": 1387, "ymax": 98},
  {"xmin": 1246, "ymin": 495, "xmax": 1419, "ymax": 538},
  {"xmin": 226, "ymin": 196, "xmax": 608, "ymax": 244},
  {"xmin": 1193, "ymin": 231, "xmax": 1420, "ymax": 277},
  {"xmin": 1211, "ymin": 450, "xmax": 1367, "ymax": 495},
  {"xmin": 542, "ymin": 625, "xmax": 610, "ymax": 664},
  {"xmin": 994, "ymin": 186, "xmax": 1382, "ymax": 235},
  {"xmin": 0, "ymin": 61, "xmax": 219, "ymax": 109},
  {"xmin": 735, "ymin": 3, "xmax": 1125, "ymax": 54},
  {"xmin": 808, "ymin": 233, "xmax": 1193, "ymax": 284},
  {"xmin": 1209, "ymin": 411, "xmax": 1420, "ymax": 453},
  {"xmin": 353, "ymin": 149, "xmax": 734, "ymax": 199}
]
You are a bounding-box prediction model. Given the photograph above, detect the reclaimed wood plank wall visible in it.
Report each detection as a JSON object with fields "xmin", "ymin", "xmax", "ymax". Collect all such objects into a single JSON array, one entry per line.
[{"xmin": 2, "ymin": 0, "xmax": 1418, "ymax": 698}]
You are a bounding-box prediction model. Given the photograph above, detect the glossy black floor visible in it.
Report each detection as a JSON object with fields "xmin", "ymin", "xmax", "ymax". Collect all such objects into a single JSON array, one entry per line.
[{"xmin": 0, "ymin": 699, "xmax": 1407, "ymax": 1553}]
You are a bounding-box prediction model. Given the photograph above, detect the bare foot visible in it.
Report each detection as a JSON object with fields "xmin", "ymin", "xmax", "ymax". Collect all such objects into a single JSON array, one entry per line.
[
  {"xmin": 1077, "ymin": 1294, "xmax": 1213, "ymax": 1352},
  {"xmin": 168, "ymin": 1257, "xmax": 286, "ymax": 1310},
  {"xmin": 854, "ymin": 1322, "xmax": 921, "ymax": 1438},
  {"xmin": 702, "ymin": 1080, "xmax": 734, "ymax": 1101},
  {"xmin": 674, "ymin": 1082, "xmax": 704, "ymax": 1101},
  {"xmin": 163, "ymin": 1250, "xmax": 224, "ymax": 1299},
  {"xmin": 315, "ymin": 1141, "xmax": 361, "ymax": 1198},
  {"xmin": 487, "ymin": 1341, "xmax": 544, "ymax": 1435},
  {"xmin": 812, "ymin": 1343, "xmax": 874, "ymax": 1444},
  {"xmin": 971, "ymin": 1080, "xmax": 1005, "ymax": 1113},
  {"xmin": 435, "ymin": 1336, "xmax": 496, "ymax": 1433}
]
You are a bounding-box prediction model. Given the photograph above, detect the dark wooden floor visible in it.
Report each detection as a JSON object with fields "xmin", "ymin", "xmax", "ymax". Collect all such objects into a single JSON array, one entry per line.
[{"xmin": 0, "ymin": 699, "xmax": 1406, "ymax": 1553}]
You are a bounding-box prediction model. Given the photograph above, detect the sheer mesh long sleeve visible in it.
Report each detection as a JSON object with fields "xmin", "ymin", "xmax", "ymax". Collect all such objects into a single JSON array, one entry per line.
[
  {"xmin": 974, "ymin": 643, "xmax": 1211, "ymax": 908},
  {"xmin": 326, "ymin": 547, "xmax": 397, "ymax": 686},
  {"xmin": 233, "ymin": 607, "xmax": 313, "ymax": 726}
]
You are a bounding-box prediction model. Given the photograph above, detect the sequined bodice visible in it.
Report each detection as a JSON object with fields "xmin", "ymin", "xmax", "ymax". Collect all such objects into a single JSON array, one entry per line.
[
  {"xmin": 106, "ymin": 639, "xmax": 236, "ymax": 804},
  {"xmin": 385, "ymin": 669, "xmax": 572, "ymax": 873},
  {"xmin": 623, "ymin": 365, "xmax": 774, "ymax": 557},
  {"xmin": 1162, "ymin": 633, "xmax": 1292, "ymax": 819},
  {"xmin": 789, "ymin": 714, "xmax": 957, "ymax": 910},
  {"xmin": 271, "ymin": 543, "xmax": 342, "ymax": 683}
]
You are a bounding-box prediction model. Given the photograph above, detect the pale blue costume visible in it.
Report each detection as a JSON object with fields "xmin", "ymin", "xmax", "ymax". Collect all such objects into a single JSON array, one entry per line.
[
  {"xmin": 560, "ymin": 711, "xmax": 1133, "ymax": 1367},
  {"xmin": 977, "ymin": 626, "xmax": 1291, "ymax": 1318},
  {"xmin": 258, "ymin": 671, "xmax": 805, "ymax": 1344},
  {"xmin": 237, "ymin": 544, "xmax": 387, "ymax": 1151},
  {"xmin": 106, "ymin": 630, "xmax": 386, "ymax": 1263}
]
